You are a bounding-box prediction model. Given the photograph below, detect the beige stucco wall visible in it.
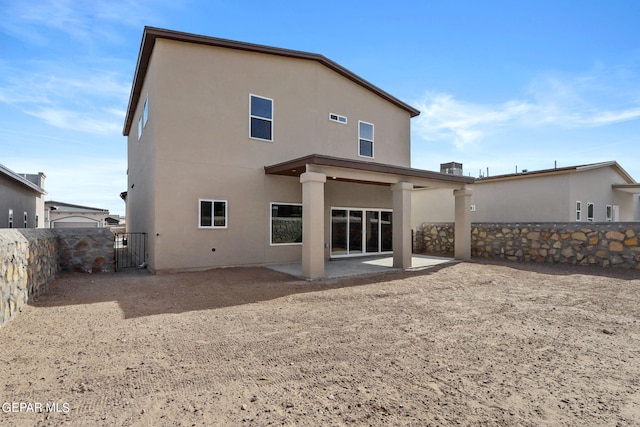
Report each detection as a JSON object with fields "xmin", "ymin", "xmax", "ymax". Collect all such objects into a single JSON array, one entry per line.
[
  {"xmin": 126, "ymin": 45, "xmax": 158, "ymax": 268},
  {"xmin": 126, "ymin": 38, "xmax": 413, "ymax": 272},
  {"xmin": 471, "ymin": 173, "xmax": 570, "ymax": 222},
  {"xmin": 569, "ymin": 166, "xmax": 636, "ymax": 222},
  {"xmin": 411, "ymin": 188, "xmax": 455, "ymax": 228}
]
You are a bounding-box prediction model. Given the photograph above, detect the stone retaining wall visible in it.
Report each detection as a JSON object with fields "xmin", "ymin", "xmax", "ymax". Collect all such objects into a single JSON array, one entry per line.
[
  {"xmin": 57, "ymin": 228, "xmax": 115, "ymax": 273},
  {"xmin": 414, "ymin": 222, "xmax": 640, "ymax": 269},
  {"xmin": 1, "ymin": 228, "xmax": 114, "ymax": 328},
  {"xmin": 1, "ymin": 229, "xmax": 58, "ymax": 326}
]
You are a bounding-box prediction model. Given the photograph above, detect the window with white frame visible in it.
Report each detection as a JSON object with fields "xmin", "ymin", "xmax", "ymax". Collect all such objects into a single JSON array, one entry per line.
[
  {"xmin": 358, "ymin": 121, "xmax": 374, "ymax": 158},
  {"xmin": 199, "ymin": 199, "xmax": 227, "ymax": 228},
  {"xmin": 23, "ymin": 212, "xmax": 27, "ymax": 228},
  {"xmin": 8, "ymin": 209, "xmax": 13, "ymax": 228},
  {"xmin": 576, "ymin": 201, "xmax": 581, "ymax": 221},
  {"xmin": 270, "ymin": 203, "xmax": 302, "ymax": 245},
  {"xmin": 143, "ymin": 95, "xmax": 148, "ymax": 127},
  {"xmin": 606, "ymin": 205, "xmax": 612, "ymax": 222},
  {"xmin": 587, "ymin": 202, "xmax": 594, "ymax": 222},
  {"xmin": 329, "ymin": 113, "xmax": 347, "ymax": 124},
  {"xmin": 137, "ymin": 95, "xmax": 148, "ymax": 140},
  {"xmin": 250, "ymin": 94, "xmax": 273, "ymax": 141}
]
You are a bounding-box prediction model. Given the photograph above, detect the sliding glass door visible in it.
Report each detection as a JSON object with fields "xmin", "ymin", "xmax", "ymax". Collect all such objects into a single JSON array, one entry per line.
[{"xmin": 331, "ymin": 208, "xmax": 392, "ymax": 257}]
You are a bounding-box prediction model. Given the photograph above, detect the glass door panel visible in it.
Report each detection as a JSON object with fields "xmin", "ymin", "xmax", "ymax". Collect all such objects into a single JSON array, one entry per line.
[
  {"xmin": 366, "ymin": 211, "xmax": 379, "ymax": 253},
  {"xmin": 381, "ymin": 211, "xmax": 393, "ymax": 252},
  {"xmin": 331, "ymin": 209, "xmax": 348, "ymax": 255},
  {"xmin": 348, "ymin": 210, "xmax": 363, "ymax": 254}
]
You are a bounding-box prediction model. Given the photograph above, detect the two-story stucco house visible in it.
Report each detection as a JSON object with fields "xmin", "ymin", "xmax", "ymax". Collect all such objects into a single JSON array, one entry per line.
[
  {"xmin": 0, "ymin": 164, "xmax": 46, "ymax": 228},
  {"xmin": 412, "ymin": 161, "xmax": 640, "ymax": 227},
  {"xmin": 122, "ymin": 27, "xmax": 474, "ymax": 277}
]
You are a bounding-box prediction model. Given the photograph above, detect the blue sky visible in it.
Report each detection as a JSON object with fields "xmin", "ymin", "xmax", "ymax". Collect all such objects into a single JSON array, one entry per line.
[{"xmin": 1, "ymin": 0, "xmax": 639, "ymax": 216}]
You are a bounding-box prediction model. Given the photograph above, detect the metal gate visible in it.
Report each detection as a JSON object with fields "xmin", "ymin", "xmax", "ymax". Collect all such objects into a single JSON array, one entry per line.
[{"xmin": 114, "ymin": 232, "xmax": 148, "ymax": 271}]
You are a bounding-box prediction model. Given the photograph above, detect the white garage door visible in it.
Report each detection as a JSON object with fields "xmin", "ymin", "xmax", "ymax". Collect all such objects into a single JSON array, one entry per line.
[{"xmin": 52, "ymin": 222, "xmax": 98, "ymax": 228}]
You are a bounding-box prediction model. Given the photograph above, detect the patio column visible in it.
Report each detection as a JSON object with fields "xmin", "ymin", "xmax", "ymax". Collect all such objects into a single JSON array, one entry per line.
[
  {"xmin": 301, "ymin": 171, "xmax": 326, "ymax": 279},
  {"xmin": 454, "ymin": 188, "xmax": 472, "ymax": 260},
  {"xmin": 392, "ymin": 182, "xmax": 413, "ymax": 268}
]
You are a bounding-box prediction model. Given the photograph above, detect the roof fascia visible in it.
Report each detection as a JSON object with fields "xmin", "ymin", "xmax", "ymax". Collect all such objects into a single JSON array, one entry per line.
[
  {"xmin": 265, "ymin": 154, "xmax": 474, "ymax": 186},
  {"xmin": 0, "ymin": 163, "xmax": 46, "ymax": 194},
  {"xmin": 577, "ymin": 161, "xmax": 636, "ymax": 184}
]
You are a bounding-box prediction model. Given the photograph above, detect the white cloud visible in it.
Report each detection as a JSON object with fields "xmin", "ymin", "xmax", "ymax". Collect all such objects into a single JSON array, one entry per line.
[
  {"xmin": 0, "ymin": 63, "xmax": 129, "ymax": 135},
  {"xmin": 27, "ymin": 107, "xmax": 123, "ymax": 135},
  {"xmin": 414, "ymin": 93, "xmax": 533, "ymax": 148},
  {"xmin": 413, "ymin": 67, "xmax": 640, "ymax": 149},
  {"xmin": 0, "ymin": 0, "xmax": 180, "ymax": 44}
]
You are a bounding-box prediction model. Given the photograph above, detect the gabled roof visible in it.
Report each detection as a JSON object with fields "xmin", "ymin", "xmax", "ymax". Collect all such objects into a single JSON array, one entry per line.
[
  {"xmin": 123, "ymin": 27, "xmax": 421, "ymax": 135},
  {"xmin": 0, "ymin": 163, "xmax": 46, "ymax": 194},
  {"xmin": 476, "ymin": 161, "xmax": 636, "ymax": 184},
  {"xmin": 45, "ymin": 201, "xmax": 109, "ymax": 213}
]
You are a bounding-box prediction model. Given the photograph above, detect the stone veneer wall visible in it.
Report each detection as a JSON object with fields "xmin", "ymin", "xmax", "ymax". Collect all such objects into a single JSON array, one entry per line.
[
  {"xmin": 1, "ymin": 228, "xmax": 114, "ymax": 328},
  {"xmin": 56, "ymin": 228, "xmax": 114, "ymax": 274},
  {"xmin": 1, "ymin": 229, "xmax": 58, "ymax": 326},
  {"xmin": 414, "ymin": 222, "xmax": 640, "ymax": 269}
]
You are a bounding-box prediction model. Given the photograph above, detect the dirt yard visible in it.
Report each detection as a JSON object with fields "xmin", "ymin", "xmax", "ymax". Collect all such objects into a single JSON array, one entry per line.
[{"xmin": 1, "ymin": 260, "xmax": 639, "ymax": 426}]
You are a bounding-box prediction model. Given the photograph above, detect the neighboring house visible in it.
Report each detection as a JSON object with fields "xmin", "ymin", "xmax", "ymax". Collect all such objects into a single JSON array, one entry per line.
[
  {"xmin": 45, "ymin": 201, "xmax": 109, "ymax": 228},
  {"xmin": 0, "ymin": 163, "xmax": 46, "ymax": 228},
  {"xmin": 412, "ymin": 161, "xmax": 640, "ymax": 227},
  {"xmin": 105, "ymin": 216, "xmax": 123, "ymax": 227},
  {"xmin": 122, "ymin": 27, "xmax": 474, "ymax": 277}
]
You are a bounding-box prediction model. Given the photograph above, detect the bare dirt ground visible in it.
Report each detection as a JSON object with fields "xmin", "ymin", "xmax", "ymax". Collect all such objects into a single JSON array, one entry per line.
[{"xmin": 1, "ymin": 260, "xmax": 639, "ymax": 426}]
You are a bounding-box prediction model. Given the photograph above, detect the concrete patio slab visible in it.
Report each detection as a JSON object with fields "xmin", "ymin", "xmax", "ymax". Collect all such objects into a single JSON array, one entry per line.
[{"xmin": 265, "ymin": 254, "xmax": 455, "ymax": 279}]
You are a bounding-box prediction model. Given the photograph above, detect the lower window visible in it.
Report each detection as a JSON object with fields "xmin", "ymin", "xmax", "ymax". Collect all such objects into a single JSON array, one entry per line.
[
  {"xmin": 199, "ymin": 199, "xmax": 227, "ymax": 228},
  {"xmin": 271, "ymin": 203, "xmax": 302, "ymax": 244}
]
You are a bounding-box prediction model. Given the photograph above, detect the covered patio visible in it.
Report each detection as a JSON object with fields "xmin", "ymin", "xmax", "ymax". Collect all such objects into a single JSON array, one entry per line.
[
  {"xmin": 266, "ymin": 254, "xmax": 456, "ymax": 279},
  {"xmin": 265, "ymin": 154, "xmax": 474, "ymax": 280}
]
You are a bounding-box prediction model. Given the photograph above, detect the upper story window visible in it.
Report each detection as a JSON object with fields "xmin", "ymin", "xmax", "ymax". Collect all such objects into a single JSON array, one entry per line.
[
  {"xmin": 199, "ymin": 199, "xmax": 227, "ymax": 229},
  {"xmin": 329, "ymin": 113, "xmax": 347, "ymax": 124},
  {"xmin": 23, "ymin": 212, "xmax": 28, "ymax": 228},
  {"xmin": 138, "ymin": 95, "xmax": 148, "ymax": 141},
  {"xmin": 8, "ymin": 209, "xmax": 13, "ymax": 228},
  {"xmin": 587, "ymin": 202, "xmax": 594, "ymax": 222},
  {"xmin": 358, "ymin": 121, "xmax": 374, "ymax": 158},
  {"xmin": 606, "ymin": 205, "xmax": 613, "ymax": 222},
  {"xmin": 250, "ymin": 94, "xmax": 273, "ymax": 141},
  {"xmin": 143, "ymin": 95, "xmax": 149, "ymax": 126}
]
